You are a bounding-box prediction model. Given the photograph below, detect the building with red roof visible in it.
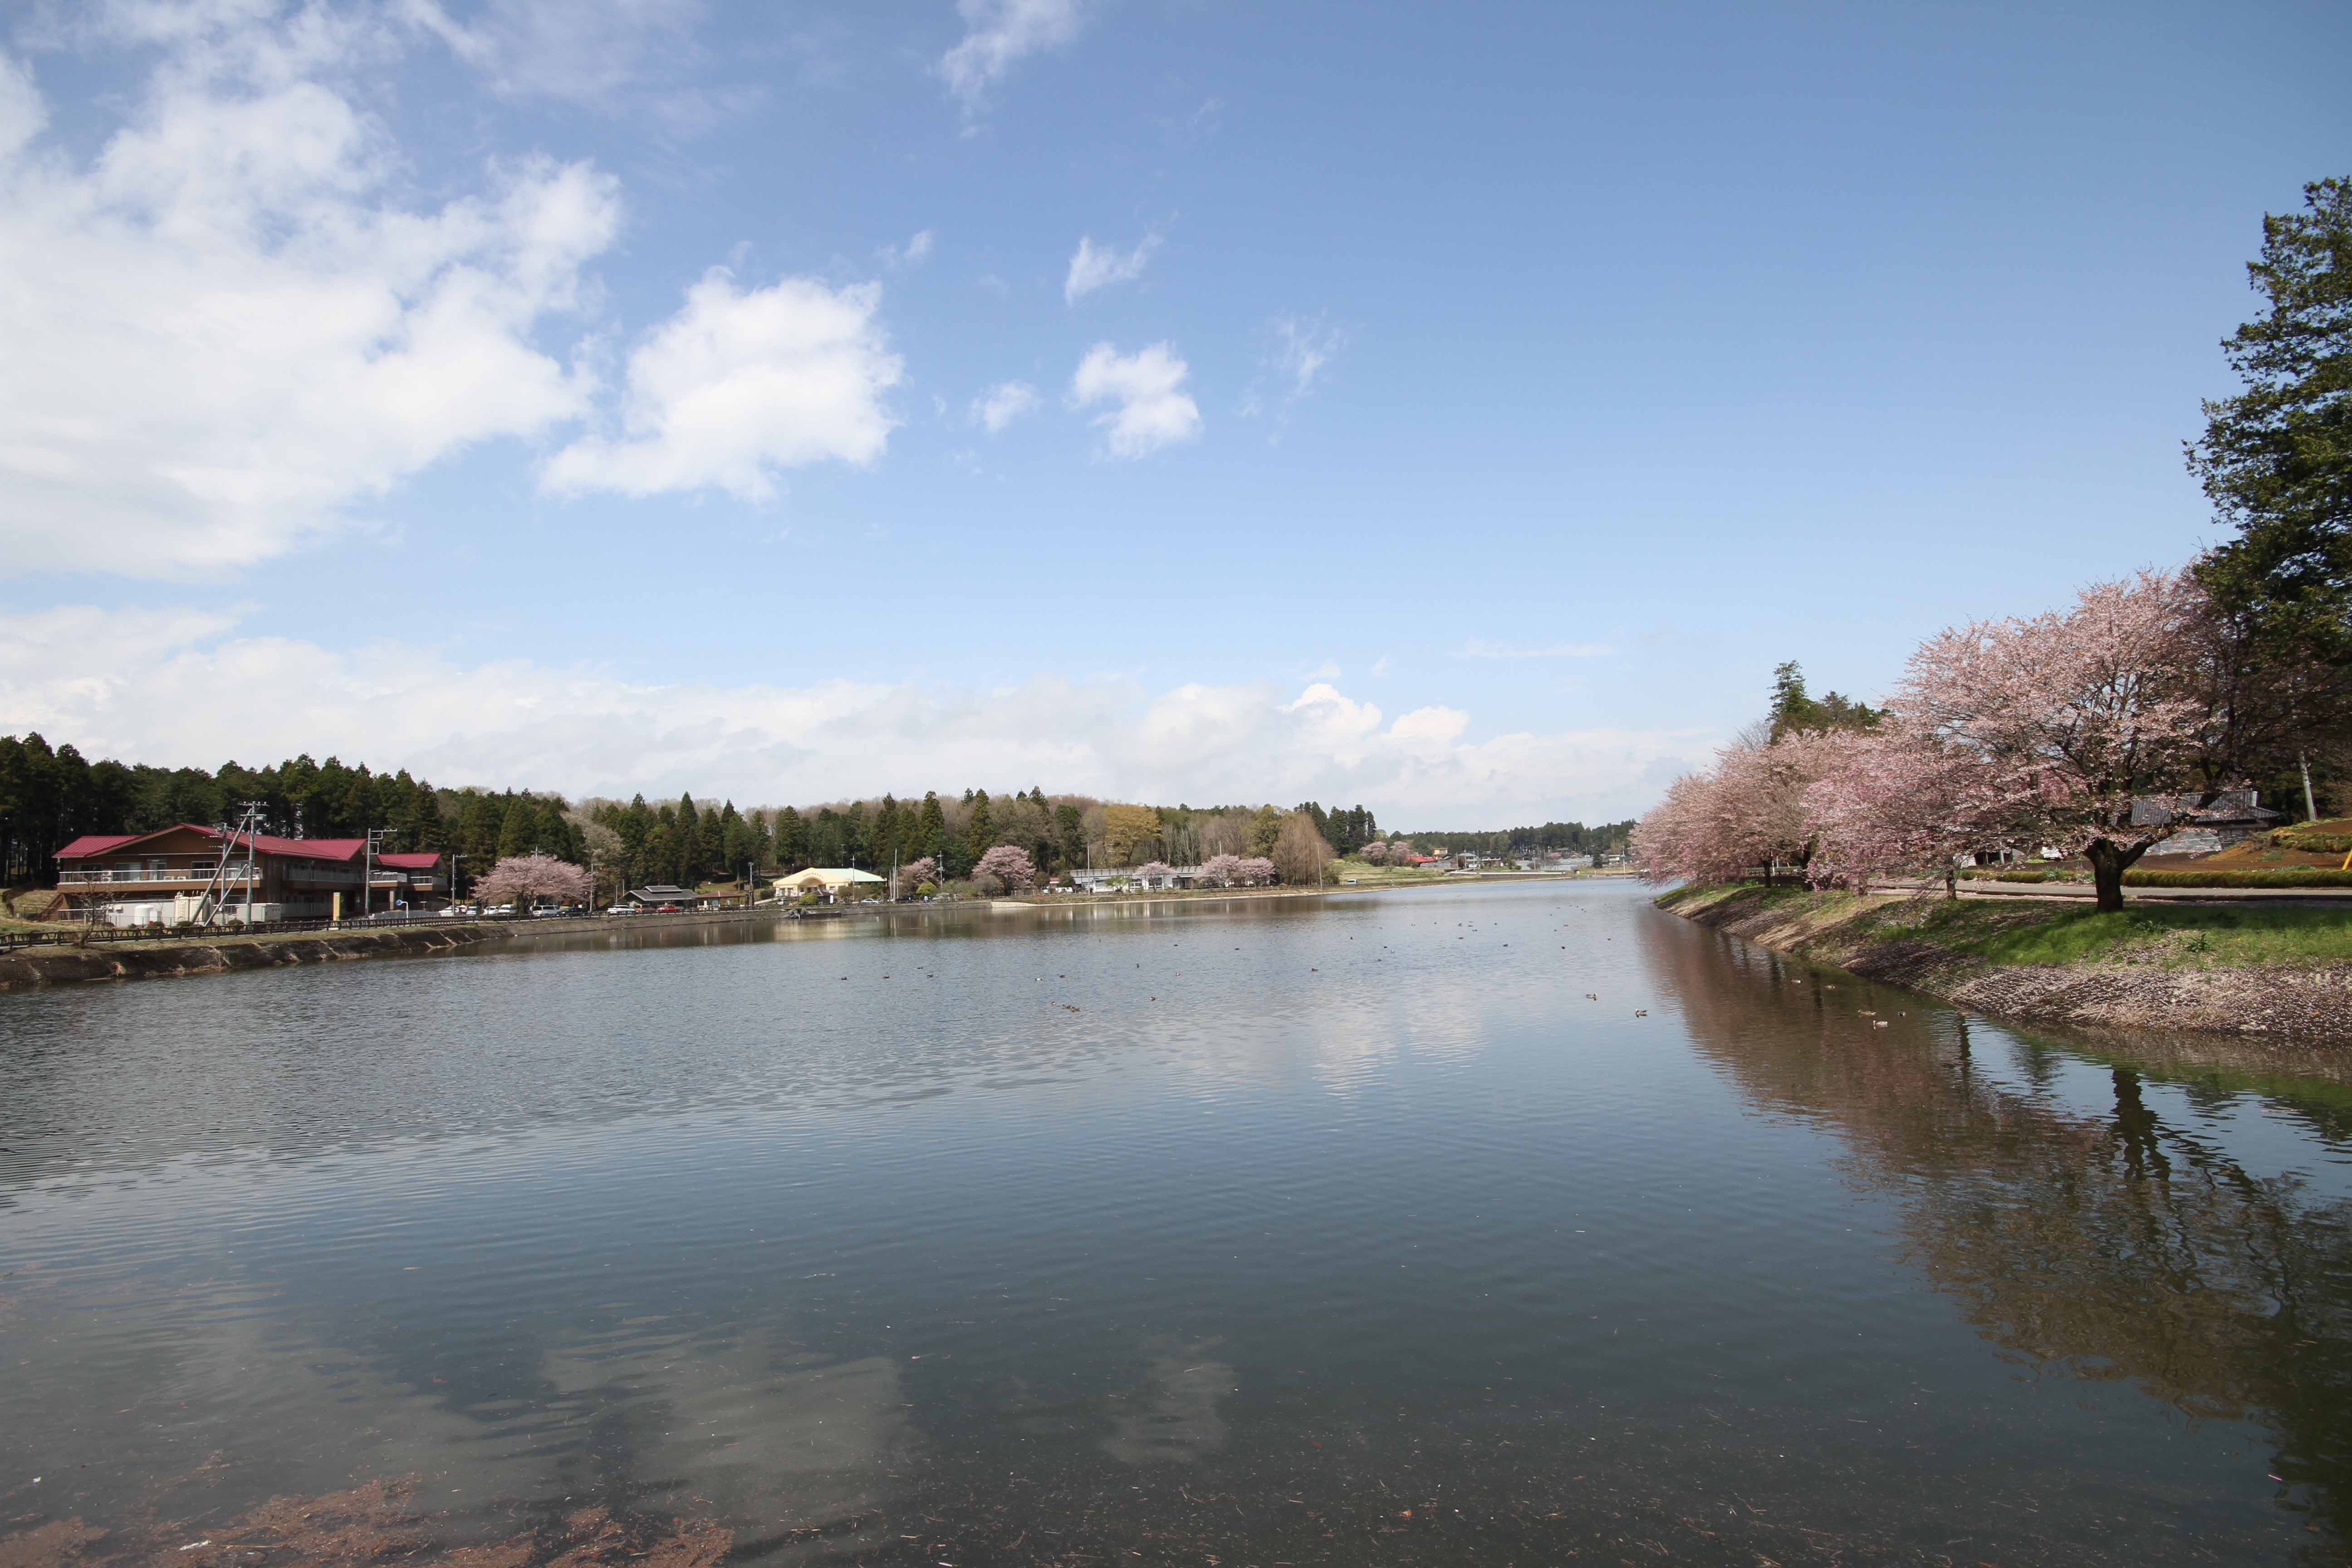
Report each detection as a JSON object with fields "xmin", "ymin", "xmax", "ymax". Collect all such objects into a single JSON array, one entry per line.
[{"xmin": 53, "ymin": 824, "xmax": 445, "ymax": 925}]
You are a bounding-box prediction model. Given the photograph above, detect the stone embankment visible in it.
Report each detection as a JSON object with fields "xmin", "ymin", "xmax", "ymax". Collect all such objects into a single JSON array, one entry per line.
[
  {"xmin": 0, "ymin": 922, "xmax": 511, "ymax": 991},
  {"xmin": 0, "ymin": 906, "xmax": 808, "ymax": 993},
  {"xmin": 1664, "ymin": 885, "xmax": 2352, "ymax": 1045}
]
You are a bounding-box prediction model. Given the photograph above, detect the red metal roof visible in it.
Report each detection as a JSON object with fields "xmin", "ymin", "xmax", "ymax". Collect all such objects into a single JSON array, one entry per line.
[
  {"xmin": 376, "ymin": 852, "xmax": 441, "ymax": 869},
  {"xmin": 239, "ymin": 833, "xmax": 366, "ymax": 862},
  {"xmin": 54, "ymin": 823, "xmax": 368, "ymax": 863},
  {"xmin": 54, "ymin": 833, "xmax": 141, "ymax": 858}
]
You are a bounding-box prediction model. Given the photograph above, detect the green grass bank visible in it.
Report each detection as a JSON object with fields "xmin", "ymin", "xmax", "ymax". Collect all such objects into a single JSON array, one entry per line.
[{"xmin": 1658, "ymin": 883, "xmax": 2352, "ymax": 1044}]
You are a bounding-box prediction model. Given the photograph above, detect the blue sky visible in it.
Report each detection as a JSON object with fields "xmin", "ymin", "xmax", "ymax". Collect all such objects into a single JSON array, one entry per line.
[{"xmin": 1, "ymin": 0, "xmax": 2345, "ymax": 824}]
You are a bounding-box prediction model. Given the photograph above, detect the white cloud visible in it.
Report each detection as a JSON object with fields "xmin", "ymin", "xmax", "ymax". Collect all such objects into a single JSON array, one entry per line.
[
  {"xmin": 1459, "ymin": 640, "xmax": 1614, "ymax": 659},
  {"xmin": 543, "ymin": 268, "xmax": 902, "ymax": 500},
  {"xmin": 0, "ymin": 15, "xmax": 622, "ymax": 578},
  {"xmin": 937, "ymin": 0, "xmax": 1086, "ymax": 110},
  {"xmin": 1269, "ymin": 314, "xmax": 1342, "ymax": 399},
  {"xmin": 878, "ymin": 227, "xmax": 935, "ymax": 269},
  {"xmin": 1063, "ymin": 231, "xmax": 1157, "ymax": 303},
  {"xmin": 1240, "ymin": 313, "xmax": 1346, "ymax": 420},
  {"xmin": 1069, "ymin": 342, "xmax": 1200, "ymax": 459},
  {"xmin": 970, "ymin": 380, "xmax": 1039, "ymax": 434},
  {"xmin": 0, "ymin": 607, "xmax": 1710, "ymax": 823},
  {"xmin": 404, "ymin": 0, "xmax": 706, "ymax": 105}
]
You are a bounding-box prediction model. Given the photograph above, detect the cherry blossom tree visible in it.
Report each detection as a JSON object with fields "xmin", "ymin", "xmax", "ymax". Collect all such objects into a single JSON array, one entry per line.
[
  {"xmin": 971, "ymin": 843, "xmax": 1037, "ymax": 895},
  {"xmin": 1134, "ymin": 860, "xmax": 1176, "ymax": 885},
  {"xmin": 474, "ymin": 853, "xmax": 592, "ymax": 910},
  {"xmin": 1895, "ymin": 570, "xmax": 2212, "ymax": 911},
  {"xmin": 1806, "ymin": 727, "xmax": 2004, "ymax": 897},
  {"xmin": 1198, "ymin": 853, "xmax": 1245, "ymax": 887},
  {"xmin": 1237, "ymin": 856, "xmax": 1277, "ymax": 885},
  {"xmin": 897, "ymin": 856, "xmax": 937, "ymax": 896},
  {"xmin": 1636, "ymin": 730, "xmax": 1854, "ymax": 886}
]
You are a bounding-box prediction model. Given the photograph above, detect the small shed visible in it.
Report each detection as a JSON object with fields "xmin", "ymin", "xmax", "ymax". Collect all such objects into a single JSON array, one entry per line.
[{"xmin": 627, "ymin": 884, "xmax": 698, "ymax": 907}]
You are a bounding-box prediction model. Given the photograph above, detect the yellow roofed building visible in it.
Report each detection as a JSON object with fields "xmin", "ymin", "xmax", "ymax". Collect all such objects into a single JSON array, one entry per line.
[{"xmin": 774, "ymin": 867, "xmax": 889, "ymax": 902}]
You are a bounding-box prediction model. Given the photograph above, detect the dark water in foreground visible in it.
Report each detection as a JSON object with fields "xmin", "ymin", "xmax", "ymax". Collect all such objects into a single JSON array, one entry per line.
[{"xmin": 3, "ymin": 881, "xmax": 2349, "ymax": 1565}]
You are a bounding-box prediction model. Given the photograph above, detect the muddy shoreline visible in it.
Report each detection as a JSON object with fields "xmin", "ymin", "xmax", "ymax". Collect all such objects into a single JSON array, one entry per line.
[{"xmin": 1663, "ymin": 884, "xmax": 2352, "ymax": 1049}]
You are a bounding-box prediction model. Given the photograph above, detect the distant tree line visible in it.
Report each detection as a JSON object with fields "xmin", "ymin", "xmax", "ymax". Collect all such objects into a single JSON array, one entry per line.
[
  {"xmin": 1398, "ymin": 820, "xmax": 1638, "ymax": 858},
  {"xmin": 2, "ymin": 729, "xmax": 1604, "ymax": 899}
]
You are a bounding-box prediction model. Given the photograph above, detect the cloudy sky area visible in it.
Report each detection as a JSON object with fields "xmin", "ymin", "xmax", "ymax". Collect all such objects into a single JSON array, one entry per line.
[{"xmin": 1, "ymin": 0, "xmax": 2344, "ymax": 824}]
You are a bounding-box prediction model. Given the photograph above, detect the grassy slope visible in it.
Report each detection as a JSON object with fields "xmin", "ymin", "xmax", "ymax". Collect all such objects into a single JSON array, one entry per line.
[
  {"xmin": 1656, "ymin": 882, "xmax": 2352, "ymax": 970},
  {"xmin": 1328, "ymin": 860, "xmax": 1449, "ymax": 886}
]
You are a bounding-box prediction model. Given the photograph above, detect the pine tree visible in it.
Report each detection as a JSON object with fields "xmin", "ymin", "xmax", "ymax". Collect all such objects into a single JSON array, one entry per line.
[
  {"xmin": 491, "ymin": 794, "xmax": 532, "ymax": 858},
  {"xmin": 843, "ymin": 801, "xmax": 870, "ymax": 868},
  {"xmin": 965, "ymin": 789, "xmax": 995, "ymax": 868},
  {"xmin": 916, "ymin": 792, "xmax": 948, "ymax": 870},
  {"xmin": 874, "ymin": 794, "xmax": 902, "ymax": 871},
  {"xmin": 2191, "ymin": 177, "xmax": 2352, "ymax": 653},
  {"xmin": 676, "ymin": 794, "xmax": 705, "ymax": 885}
]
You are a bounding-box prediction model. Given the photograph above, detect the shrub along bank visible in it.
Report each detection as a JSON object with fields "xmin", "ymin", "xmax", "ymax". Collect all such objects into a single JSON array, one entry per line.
[{"xmin": 1658, "ymin": 883, "xmax": 2352, "ymax": 1043}]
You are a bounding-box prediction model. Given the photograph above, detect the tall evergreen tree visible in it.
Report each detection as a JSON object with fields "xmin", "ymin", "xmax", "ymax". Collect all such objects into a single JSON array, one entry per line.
[
  {"xmin": 676, "ymin": 794, "xmax": 705, "ymax": 884},
  {"xmin": 916, "ymin": 792, "xmax": 948, "ymax": 870},
  {"xmin": 2191, "ymin": 177, "xmax": 2352, "ymax": 655},
  {"xmin": 965, "ymin": 789, "xmax": 995, "ymax": 867},
  {"xmin": 495, "ymin": 795, "xmax": 535, "ymax": 858}
]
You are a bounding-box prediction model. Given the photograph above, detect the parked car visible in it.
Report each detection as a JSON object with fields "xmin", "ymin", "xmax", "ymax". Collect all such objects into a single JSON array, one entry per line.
[
  {"xmin": 605, "ymin": 904, "xmax": 637, "ymax": 916},
  {"xmin": 654, "ymin": 903, "xmax": 681, "ymax": 913}
]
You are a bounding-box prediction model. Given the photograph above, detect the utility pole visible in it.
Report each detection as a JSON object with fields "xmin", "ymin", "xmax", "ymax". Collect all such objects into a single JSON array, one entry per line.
[
  {"xmin": 364, "ymin": 827, "xmax": 384, "ymax": 921},
  {"xmin": 241, "ymin": 800, "xmax": 261, "ymax": 926}
]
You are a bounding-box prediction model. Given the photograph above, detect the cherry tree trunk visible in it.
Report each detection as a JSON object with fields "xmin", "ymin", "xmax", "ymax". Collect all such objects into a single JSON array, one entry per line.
[{"xmin": 2085, "ymin": 840, "xmax": 2132, "ymax": 914}]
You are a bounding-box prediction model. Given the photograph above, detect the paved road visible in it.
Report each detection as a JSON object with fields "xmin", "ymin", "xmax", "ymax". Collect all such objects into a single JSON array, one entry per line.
[{"xmin": 1877, "ymin": 879, "xmax": 2352, "ymax": 905}]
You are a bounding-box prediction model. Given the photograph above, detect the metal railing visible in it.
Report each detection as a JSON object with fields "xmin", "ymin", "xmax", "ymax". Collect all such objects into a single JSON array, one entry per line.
[{"xmin": 58, "ymin": 866, "xmax": 256, "ymax": 885}]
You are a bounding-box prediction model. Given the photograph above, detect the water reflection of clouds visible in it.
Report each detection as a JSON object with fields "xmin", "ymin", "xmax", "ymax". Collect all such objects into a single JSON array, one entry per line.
[
  {"xmin": 1, "ymin": 1276, "xmax": 910, "ymax": 1536},
  {"xmin": 1100, "ymin": 1339, "xmax": 1235, "ymax": 1466},
  {"xmin": 543, "ymin": 1332, "xmax": 910, "ymax": 1524}
]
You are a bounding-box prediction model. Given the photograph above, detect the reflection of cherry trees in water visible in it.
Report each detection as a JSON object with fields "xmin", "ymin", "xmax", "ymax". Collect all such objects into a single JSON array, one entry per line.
[{"xmin": 1643, "ymin": 914, "xmax": 2352, "ymax": 1556}]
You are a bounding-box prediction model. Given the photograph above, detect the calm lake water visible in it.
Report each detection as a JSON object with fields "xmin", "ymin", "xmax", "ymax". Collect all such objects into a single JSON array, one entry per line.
[{"xmin": 4, "ymin": 880, "xmax": 2349, "ymax": 1565}]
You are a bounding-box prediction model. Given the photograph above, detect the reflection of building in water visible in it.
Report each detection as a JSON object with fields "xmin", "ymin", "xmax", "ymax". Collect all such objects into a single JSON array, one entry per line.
[{"xmin": 1637, "ymin": 911, "xmax": 2352, "ymax": 1553}]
